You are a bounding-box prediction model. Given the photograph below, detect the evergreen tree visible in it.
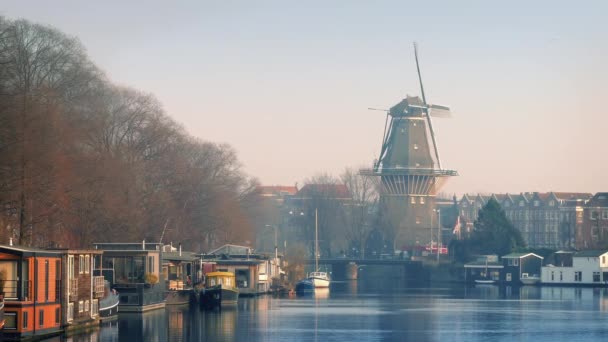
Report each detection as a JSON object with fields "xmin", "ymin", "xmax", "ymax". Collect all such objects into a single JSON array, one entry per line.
[{"xmin": 471, "ymin": 198, "xmax": 525, "ymax": 256}]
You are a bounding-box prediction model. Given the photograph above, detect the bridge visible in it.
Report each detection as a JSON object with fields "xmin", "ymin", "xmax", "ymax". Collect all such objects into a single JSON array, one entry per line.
[{"xmin": 304, "ymin": 258, "xmax": 424, "ymax": 281}]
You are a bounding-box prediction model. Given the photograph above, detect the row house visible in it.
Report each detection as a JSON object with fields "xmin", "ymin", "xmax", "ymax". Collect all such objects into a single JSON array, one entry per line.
[
  {"xmin": 579, "ymin": 193, "xmax": 608, "ymax": 249},
  {"xmin": 541, "ymin": 250, "xmax": 608, "ymax": 285},
  {"xmin": 458, "ymin": 192, "xmax": 591, "ymax": 249}
]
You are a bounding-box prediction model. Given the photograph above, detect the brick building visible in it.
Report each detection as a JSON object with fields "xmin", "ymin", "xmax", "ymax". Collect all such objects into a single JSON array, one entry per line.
[{"xmin": 458, "ymin": 192, "xmax": 592, "ymax": 249}]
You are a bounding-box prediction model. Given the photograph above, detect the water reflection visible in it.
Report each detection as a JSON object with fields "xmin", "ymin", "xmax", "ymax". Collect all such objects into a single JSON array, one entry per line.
[{"xmin": 42, "ymin": 283, "xmax": 608, "ymax": 341}]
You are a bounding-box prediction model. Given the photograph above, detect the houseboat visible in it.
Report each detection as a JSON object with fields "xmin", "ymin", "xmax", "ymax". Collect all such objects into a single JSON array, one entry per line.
[
  {"xmin": 541, "ymin": 250, "xmax": 608, "ymax": 285},
  {"xmin": 162, "ymin": 245, "xmax": 198, "ymax": 305},
  {"xmin": 51, "ymin": 249, "xmax": 105, "ymax": 331},
  {"xmin": 200, "ymin": 272, "xmax": 239, "ymax": 309},
  {"xmin": 0, "ymin": 244, "xmax": 63, "ymax": 340},
  {"xmin": 201, "ymin": 244, "xmax": 283, "ymax": 296},
  {"xmin": 501, "ymin": 253, "xmax": 543, "ymax": 285},
  {"xmin": 93, "ymin": 241, "xmax": 165, "ymax": 312}
]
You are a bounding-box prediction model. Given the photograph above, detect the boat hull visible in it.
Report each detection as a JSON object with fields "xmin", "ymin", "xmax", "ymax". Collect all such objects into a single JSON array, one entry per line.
[
  {"xmin": 200, "ymin": 285, "xmax": 239, "ymax": 309},
  {"xmin": 295, "ymin": 279, "xmax": 314, "ymax": 293},
  {"xmin": 520, "ymin": 277, "xmax": 540, "ymax": 285},
  {"xmin": 311, "ymin": 277, "xmax": 330, "ymax": 288},
  {"xmin": 165, "ymin": 289, "xmax": 196, "ymax": 305},
  {"xmin": 474, "ymin": 279, "xmax": 496, "ymax": 284},
  {"xmin": 99, "ymin": 294, "xmax": 119, "ymax": 319}
]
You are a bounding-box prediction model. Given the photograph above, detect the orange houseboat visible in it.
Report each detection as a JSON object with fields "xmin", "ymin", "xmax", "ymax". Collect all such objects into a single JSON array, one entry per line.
[{"xmin": 0, "ymin": 245, "xmax": 62, "ymax": 340}]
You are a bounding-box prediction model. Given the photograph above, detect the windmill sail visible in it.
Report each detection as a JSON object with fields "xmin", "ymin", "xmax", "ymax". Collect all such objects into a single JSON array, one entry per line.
[{"xmin": 428, "ymin": 104, "xmax": 451, "ymax": 118}]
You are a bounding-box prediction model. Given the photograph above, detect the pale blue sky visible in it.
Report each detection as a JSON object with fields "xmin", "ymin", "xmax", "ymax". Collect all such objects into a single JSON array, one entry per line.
[{"xmin": 3, "ymin": 1, "xmax": 607, "ymax": 195}]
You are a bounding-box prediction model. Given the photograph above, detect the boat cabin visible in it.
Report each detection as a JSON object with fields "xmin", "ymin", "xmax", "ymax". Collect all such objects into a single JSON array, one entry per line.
[
  {"xmin": 205, "ymin": 272, "xmax": 235, "ymax": 288},
  {"xmin": 161, "ymin": 245, "xmax": 198, "ymax": 290}
]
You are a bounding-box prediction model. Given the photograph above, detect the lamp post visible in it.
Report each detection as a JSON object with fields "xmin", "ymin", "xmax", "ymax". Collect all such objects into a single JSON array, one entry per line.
[{"xmin": 437, "ymin": 208, "xmax": 441, "ymax": 262}]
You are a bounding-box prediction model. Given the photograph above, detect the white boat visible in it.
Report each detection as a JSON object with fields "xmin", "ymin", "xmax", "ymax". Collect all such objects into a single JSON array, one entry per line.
[
  {"xmin": 296, "ymin": 209, "xmax": 331, "ymax": 292},
  {"xmin": 520, "ymin": 273, "xmax": 540, "ymax": 285}
]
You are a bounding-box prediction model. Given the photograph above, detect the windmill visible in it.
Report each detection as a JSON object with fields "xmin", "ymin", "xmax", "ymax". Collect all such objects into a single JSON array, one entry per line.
[{"xmin": 360, "ymin": 43, "xmax": 458, "ymax": 249}]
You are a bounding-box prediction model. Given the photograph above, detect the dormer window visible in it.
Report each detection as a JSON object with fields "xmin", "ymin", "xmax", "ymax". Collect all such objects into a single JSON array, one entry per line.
[
  {"xmin": 534, "ymin": 200, "xmax": 539, "ymax": 207},
  {"xmin": 519, "ymin": 201, "xmax": 524, "ymax": 207},
  {"xmin": 549, "ymin": 200, "xmax": 555, "ymax": 206},
  {"xmin": 505, "ymin": 202, "xmax": 510, "ymax": 207}
]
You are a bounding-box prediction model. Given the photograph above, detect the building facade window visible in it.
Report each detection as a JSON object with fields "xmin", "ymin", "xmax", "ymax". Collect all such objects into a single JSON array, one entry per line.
[
  {"xmin": 85, "ymin": 300, "xmax": 90, "ymax": 312},
  {"xmin": 23, "ymin": 311, "xmax": 28, "ymax": 329},
  {"xmin": 513, "ymin": 259, "xmax": 519, "ymax": 266},
  {"xmin": 79, "ymin": 300, "xmax": 84, "ymax": 313},
  {"xmin": 593, "ymin": 272, "xmax": 601, "ymax": 282},
  {"xmin": 419, "ymin": 197, "xmax": 425, "ymax": 204},
  {"xmin": 85, "ymin": 255, "xmax": 90, "ymax": 274},
  {"xmin": 575, "ymin": 271, "xmax": 582, "ymax": 282},
  {"xmin": 92, "ymin": 299, "xmax": 99, "ymax": 316},
  {"xmin": 55, "ymin": 308, "xmax": 60, "ymax": 324},
  {"xmin": 551, "ymin": 271, "xmax": 554, "ymax": 281},
  {"xmin": 4, "ymin": 312, "xmax": 17, "ymax": 330},
  {"xmin": 39, "ymin": 310, "xmax": 44, "ymax": 326},
  {"xmin": 79, "ymin": 255, "xmax": 84, "ymax": 274}
]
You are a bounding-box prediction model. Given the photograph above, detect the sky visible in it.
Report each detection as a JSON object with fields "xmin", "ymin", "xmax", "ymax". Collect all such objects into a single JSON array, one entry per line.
[{"xmin": 3, "ymin": 1, "xmax": 607, "ymax": 196}]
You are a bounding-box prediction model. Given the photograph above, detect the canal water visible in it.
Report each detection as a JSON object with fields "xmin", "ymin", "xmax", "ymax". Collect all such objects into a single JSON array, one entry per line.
[{"xmin": 48, "ymin": 280, "xmax": 608, "ymax": 342}]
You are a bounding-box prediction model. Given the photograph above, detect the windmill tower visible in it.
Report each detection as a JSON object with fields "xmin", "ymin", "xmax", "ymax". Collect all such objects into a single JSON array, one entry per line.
[{"xmin": 360, "ymin": 44, "xmax": 457, "ymax": 250}]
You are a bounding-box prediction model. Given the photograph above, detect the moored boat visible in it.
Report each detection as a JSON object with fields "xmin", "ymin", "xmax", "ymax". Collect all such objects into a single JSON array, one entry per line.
[
  {"xmin": 474, "ymin": 279, "xmax": 497, "ymax": 285},
  {"xmin": 200, "ymin": 272, "xmax": 239, "ymax": 309},
  {"xmin": 520, "ymin": 273, "xmax": 540, "ymax": 285},
  {"xmin": 295, "ymin": 209, "xmax": 331, "ymax": 293}
]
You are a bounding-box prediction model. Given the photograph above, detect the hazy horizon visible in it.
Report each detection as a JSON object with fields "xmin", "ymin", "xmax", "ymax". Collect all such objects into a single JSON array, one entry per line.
[{"xmin": 3, "ymin": 1, "xmax": 607, "ymax": 196}]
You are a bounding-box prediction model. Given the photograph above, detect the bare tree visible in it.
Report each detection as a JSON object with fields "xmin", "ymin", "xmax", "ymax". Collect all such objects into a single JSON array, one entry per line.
[{"xmin": 341, "ymin": 167, "xmax": 378, "ymax": 258}]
